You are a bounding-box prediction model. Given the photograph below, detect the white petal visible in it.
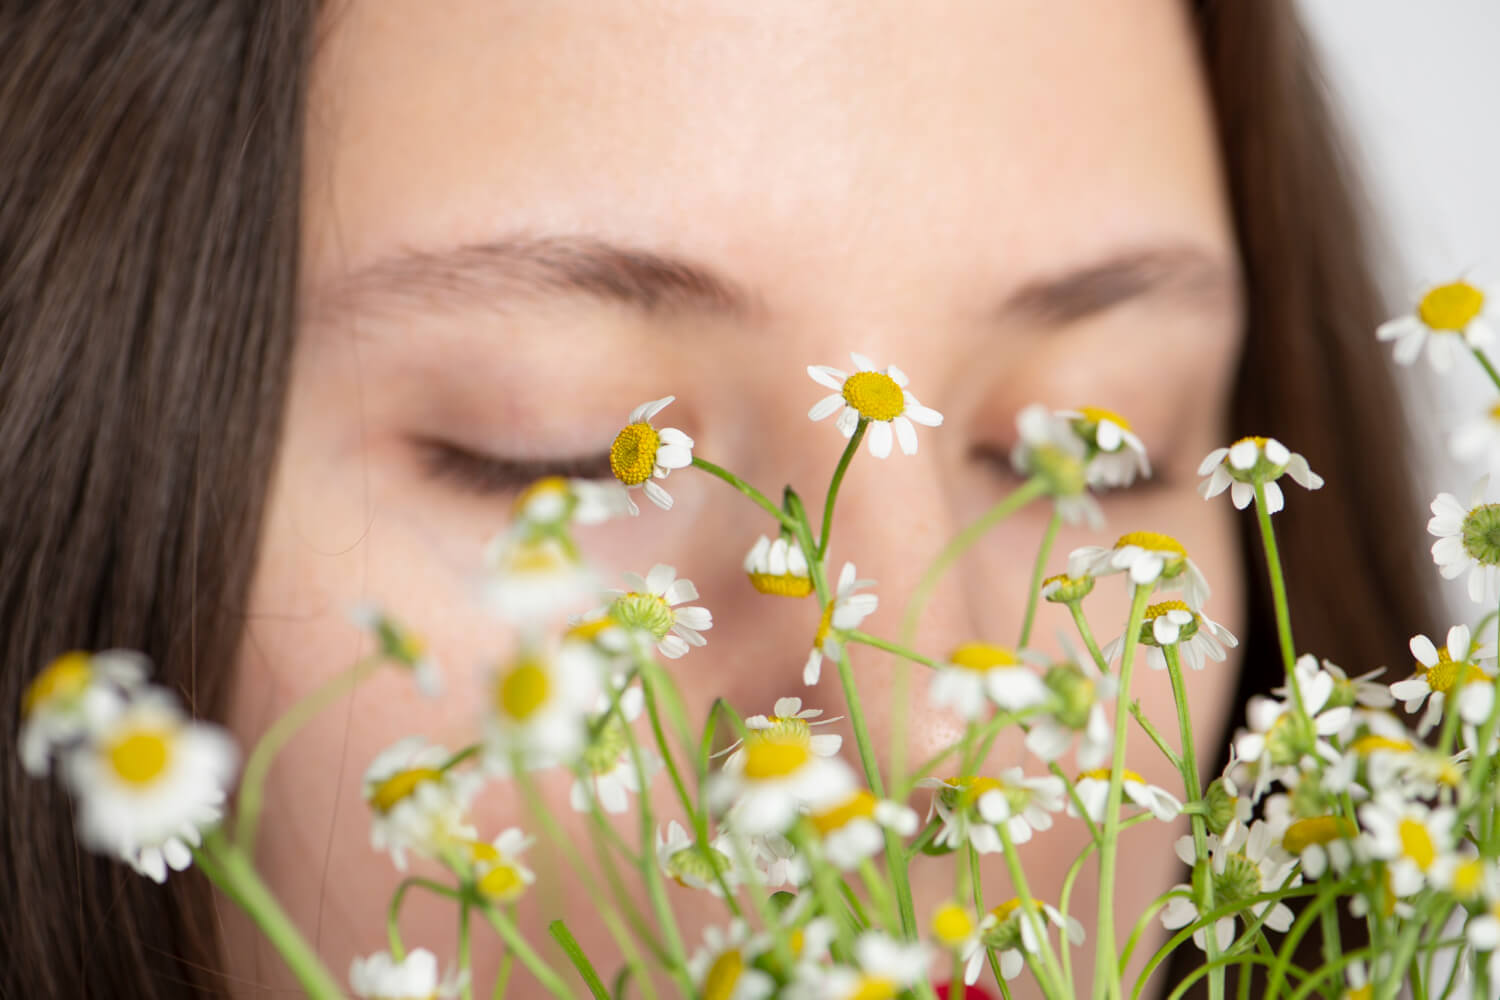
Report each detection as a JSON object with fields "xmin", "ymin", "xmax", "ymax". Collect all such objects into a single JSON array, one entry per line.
[
  {"xmin": 1231, "ymin": 481, "xmax": 1254, "ymax": 509},
  {"xmin": 850, "ymin": 352, "xmax": 878, "ymax": 371},
  {"xmin": 868, "ymin": 420, "xmax": 893, "ymax": 458},
  {"xmin": 905, "ymin": 402, "xmax": 944, "ymax": 427},
  {"xmin": 894, "ymin": 416, "xmax": 919, "ymax": 455},
  {"xmin": 1263, "ymin": 480, "xmax": 1285, "ymax": 514},
  {"xmin": 1410, "ymin": 634, "xmax": 1438, "ymax": 665},
  {"xmin": 808, "ymin": 366, "xmax": 847, "ymax": 391},
  {"xmin": 642, "ymin": 479, "xmax": 673, "ymax": 510},
  {"xmin": 809, "ymin": 394, "xmax": 844, "ymax": 421},
  {"xmin": 1197, "ymin": 448, "xmax": 1230, "ymax": 475},
  {"xmin": 1228, "ymin": 439, "xmax": 1259, "ymax": 470}
]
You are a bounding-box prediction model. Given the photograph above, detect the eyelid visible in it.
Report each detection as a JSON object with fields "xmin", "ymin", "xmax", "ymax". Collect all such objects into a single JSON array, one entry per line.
[{"xmin": 416, "ymin": 438, "xmax": 615, "ymax": 496}]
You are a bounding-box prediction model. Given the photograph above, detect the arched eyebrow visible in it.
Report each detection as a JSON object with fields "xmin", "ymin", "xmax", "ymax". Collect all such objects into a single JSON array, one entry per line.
[{"xmin": 305, "ymin": 233, "xmax": 1234, "ymax": 329}]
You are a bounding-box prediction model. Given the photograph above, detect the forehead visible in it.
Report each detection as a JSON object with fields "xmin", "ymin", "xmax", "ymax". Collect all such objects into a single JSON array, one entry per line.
[{"xmin": 303, "ymin": 0, "xmax": 1229, "ymax": 314}]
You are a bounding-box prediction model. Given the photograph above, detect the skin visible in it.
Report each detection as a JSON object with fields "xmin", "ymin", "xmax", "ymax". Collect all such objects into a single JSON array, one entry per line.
[{"xmin": 225, "ymin": 1, "xmax": 1247, "ymax": 995}]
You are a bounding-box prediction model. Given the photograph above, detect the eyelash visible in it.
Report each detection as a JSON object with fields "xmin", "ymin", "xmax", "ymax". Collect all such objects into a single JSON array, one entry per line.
[{"xmin": 418, "ymin": 439, "xmax": 615, "ymax": 496}]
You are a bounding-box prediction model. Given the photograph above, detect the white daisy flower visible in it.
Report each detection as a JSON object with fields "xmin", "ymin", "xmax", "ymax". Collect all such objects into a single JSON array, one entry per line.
[
  {"xmin": 482, "ymin": 640, "xmax": 603, "ymax": 774},
  {"xmin": 929, "ymin": 641, "xmax": 1048, "ymax": 720},
  {"xmin": 562, "ymin": 610, "xmax": 636, "ymax": 679},
  {"xmin": 481, "ymin": 532, "xmax": 598, "ymax": 626},
  {"xmin": 608, "ymin": 396, "xmax": 694, "ymax": 512},
  {"xmin": 349, "ymin": 948, "xmax": 461, "ymax": 1000},
  {"xmin": 349, "ymin": 605, "xmax": 444, "ymax": 698},
  {"xmin": 787, "ymin": 933, "xmax": 931, "ymax": 1000},
  {"xmin": 719, "ymin": 696, "xmax": 843, "ymax": 770},
  {"xmin": 687, "ymin": 921, "xmax": 776, "ymax": 1000},
  {"xmin": 1197, "ymin": 436, "xmax": 1323, "ymax": 514},
  {"xmin": 18, "ymin": 649, "xmax": 146, "ymax": 777},
  {"xmin": 462, "ymin": 828, "xmax": 535, "ymax": 904},
  {"xmin": 1069, "ymin": 767, "xmax": 1182, "ymax": 823},
  {"xmin": 743, "ymin": 534, "xmax": 814, "ymax": 598},
  {"xmin": 980, "ymin": 898, "xmax": 1086, "ymax": 983},
  {"xmin": 1160, "ymin": 821, "xmax": 1298, "ymax": 952},
  {"xmin": 747, "ymin": 831, "xmax": 809, "ymax": 889},
  {"xmin": 807, "ymin": 789, "xmax": 918, "ymax": 869},
  {"xmin": 1390, "ymin": 625, "xmax": 1496, "ymax": 735},
  {"xmin": 1010, "ymin": 404, "xmax": 1102, "ymax": 528},
  {"xmin": 921, "ymin": 770, "xmax": 1066, "ymax": 854},
  {"xmin": 1058, "ymin": 405, "xmax": 1152, "ymax": 488},
  {"xmin": 1100, "ymin": 600, "xmax": 1238, "ymax": 672},
  {"xmin": 1275, "ymin": 657, "xmax": 1392, "ymax": 713},
  {"xmin": 1264, "ymin": 797, "xmax": 1357, "ymax": 880},
  {"xmin": 62, "ymin": 690, "xmax": 236, "ymax": 871},
  {"xmin": 1360, "ymin": 795, "xmax": 1457, "ymax": 897},
  {"xmin": 1025, "ymin": 663, "xmax": 1117, "ymax": 770},
  {"xmin": 1429, "ymin": 479, "xmax": 1500, "ymax": 605},
  {"xmin": 804, "ymin": 562, "xmax": 878, "ymax": 685},
  {"xmin": 510, "ymin": 475, "xmax": 632, "ymax": 528},
  {"xmin": 1040, "ymin": 571, "xmax": 1096, "ymax": 604},
  {"xmin": 656, "ymin": 821, "xmax": 741, "ymax": 896},
  {"xmin": 709, "ymin": 730, "xmax": 857, "ymax": 836},
  {"xmin": 362, "ymin": 737, "xmax": 482, "ymax": 871},
  {"xmin": 571, "ymin": 685, "xmax": 659, "ymax": 815},
  {"xmin": 931, "ymin": 902, "xmax": 990, "ymax": 986},
  {"xmin": 1377, "ymin": 277, "xmax": 1496, "ymax": 373},
  {"xmin": 609, "ymin": 563, "xmax": 713, "ymax": 659},
  {"xmin": 807, "ymin": 352, "xmax": 944, "ymax": 458},
  {"xmin": 1068, "ymin": 530, "xmax": 1210, "ymax": 608},
  {"xmin": 1234, "ymin": 663, "xmax": 1348, "ymax": 799}
]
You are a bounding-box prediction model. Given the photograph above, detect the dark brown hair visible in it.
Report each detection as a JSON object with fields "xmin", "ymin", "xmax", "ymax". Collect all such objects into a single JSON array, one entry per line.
[{"xmin": 0, "ymin": 1, "xmax": 1432, "ymax": 997}]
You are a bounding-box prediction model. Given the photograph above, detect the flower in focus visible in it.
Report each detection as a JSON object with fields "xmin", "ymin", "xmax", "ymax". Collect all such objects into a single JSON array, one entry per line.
[
  {"xmin": 721, "ymin": 696, "xmax": 843, "ymax": 770},
  {"xmin": 922, "ymin": 770, "xmax": 1066, "ymax": 853},
  {"xmin": 1068, "ymin": 530, "xmax": 1210, "ymax": 608},
  {"xmin": 1058, "ymin": 406, "xmax": 1151, "ymax": 488},
  {"xmin": 609, "ymin": 564, "xmax": 713, "ymax": 659},
  {"xmin": 571, "ymin": 684, "xmax": 659, "ymax": 815},
  {"xmin": 18, "ymin": 649, "xmax": 146, "ymax": 777},
  {"xmin": 743, "ymin": 534, "xmax": 814, "ymax": 598},
  {"xmin": 482, "ymin": 641, "xmax": 603, "ymax": 774},
  {"xmin": 1234, "ymin": 660, "xmax": 1349, "ymax": 799},
  {"xmin": 463, "ymin": 828, "xmax": 535, "ymax": 904},
  {"xmin": 1197, "ymin": 436, "xmax": 1323, "ymax": 514},
  {"xmin": 788, "ymin": 932, "xmax": 930, "ymax": 1000},
  {"xmin": 1100, "ymin": 600, "xmax": 1237, "ymax": 672},
  {"xmin": 1359, "ymin": 795, "xmax": 1457, "ymax": 897},
  {"xmin": 687, "ymin": 921, "xmax": 775, "ymax": 1000},
  {"xmin": 1010, "ymin": 404, "xmax": 1101, "ymax": 528},
  {"xmin": 980, "ymin": 898, "xmax": 1086, "ymax": 983},
  {"xmin": 1430, "ymin": 478, "xmax": 1500, "ymax": 605},
  {"xmin": 710, "ymin": 728, "xmax": 857, "ymax": 836},
  {"xmin": 807, "ymin": 789, "xmax": 919, "ymax": 869},
  {"xmin": 349, "ymin": 606, "xmax": 445, "ymax": 698},
  {"xmin": 1024, "ymin": 662, "xmax": 1116, "ymax": 770},
  {"xmin": 608, "ymin": 396, "xmax": 695, "ymax": 512},
  {"xmin": 1377, "ymin": 277, "xmax": 1496, "ymax": 372},
  {"xmin": 1040, "ymin": 571, "xmax": 1095, "ymax": 604},
  {"xmin": 510, "ymin": 475, "xmax": 632, "ymax": 529},
  {"xmin": 1069, "ymin": 767, "xmax": 1182, "ymax": 823},
  {"xmin": 362, "ymin": 737, "xmax": 481, "ymax": 871},
  {"xmin": 657, "ymin": 821, "xmax": 741, "ymax": 897},
  {"xmin": 807, "ymin": 352, "xmax": 944, "ymax": 458},
  {"xmin": 1390, "ymin": 625, "xmax": 1496, "ymax": 734},
  {"xmin": 481, "ymin": 532, "xmax": 597, "ymax": 625},
  {"xmin": 1276, "ymin": 657, "xmax": 1392, "ymax": 712},
  {"xmin": 349, "ymin": 948, "xmax": 461, "ymax": 1000},
  {"xmin": 62, "ymin": 689, "xmax": 236, "ymax": 875},
  {"xmin": 929, "ymin": 641, "xmax": 1048, "ymax": 719},
  {"xmin": 804, "ymin": 562, "xmax": 878, "ymax": 685},
  {"xmin": 1160, "ymin": 821, "xmax": 1298, "ymax": 951}
]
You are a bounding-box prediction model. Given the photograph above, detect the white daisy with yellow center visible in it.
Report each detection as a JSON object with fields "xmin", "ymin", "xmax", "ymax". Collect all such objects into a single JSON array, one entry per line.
[
  {"xmin": 62, "ymin": 689, "xmax": 236, "ymax": 872},
  {"xmin": 929, "ymin": 641, "xmax": 1048, "ymax": 719},
  {"xmin": 1160, "ymin": 820, "xmax": 1298, "ymax": 952},
  {"xmin": 1068, "ymin": 530, "xmax": 1211, "ymax": 608},
  {"xmin": 787, "ymin": 932, "xmax": 931, "ymax": 1000},
  {"xmin": 687, "ymin": 921, "xmax": 775, "ymax": 1000},
  {"xmin": 977, "ymin": 897, "xmax": 1086, "ymax": 983},
  {"xmin": 1010, "ymin": 404, "xmax": 1101, "ymax": 528},
  {"xmin": 462, "ymin": 828, "xmax": 535, "ymax": 904},
  {"xmin": 656, "ymin": 820, "xmax": 742, "ymax": 897},
  {"xmin": 18, "ymin": 648, "xmax": 146, "ymax": 777},
  {"xmin": 1377, "ymin": 277, "xmax": 1496, "ymax": 372},
  {"xmin": 807, "ymin": 788, "xmax": 919, "ymax": 869},
  {"xmin": 1430, "ymin": 479, "xmax": 1500, "ymax": 605},
  {"xmin": 742, "ymin": 535, "xmax": 813, "ymax": 598},
  {"xmin": 709, "ymin": 728, "xmax": 857, "ymax": 836},
  {"xmin": 608, "ymin": 395, "xmax": 695, "ymax": 513},
  {"xmin": 511, "ymin": 475, "xmax": 632, "ymax": 529},
  {"xmin": 1069, "ymin": 766, "xmax": 1182, "ymax": 823},
  {"xmin": 482, "ymin": 641, "xmax": 603, "ymax": 774},
  {"xmin": 1059, "ymin": 405, "xmax": 1152, "ymax": 488},
  {"xmin": 349, "ymin": 947, "xmax": 461, "ymax": 1000},
  {"xmin": 804, "ymin": 562, "xmax": 879, "ymax": 685},
  {"xmin": 807, "ymin": 352, "xmax": 944, "ymax": 458},
  {"xmin": 720, "ymin": 696, "xmax": 843, "ymax": 770},
  {"xmin": 1101, "ymin": 599, "xmax": 1238, "ymax": 673},
  {"xmin": 932, "ymin": 901, "xmax": 990, "ymax": 985},
  {"xmin": 1359, "ymin": 795, "xmax": 1457, "ymax": 897},
  {"xmin": 362, "ymin": 736, "xmax": 482, "ymax": 872},
  {"xmin": 921, "ymin": 769, "xmax": 1066, "ymax": 853},
  {"xmin": 481, "ymin": 531, "xmax": 598, "ymax": 626},
  {"xmin": 1390, "ymin": 625, "xmax": 1496, "ymax": 734},
  {"xmin": 1198, "ymin": 436, "xmax": 1323, "ymax": 514},
  {"xmin": 570, "ymin": 684, "xmax": 660, "ymax": 815},
  {"xmin": 1234, "ymin": 658, "xmax": 1349, "ymax": 797},
  {"xmin": 609, "ymin": 563, "xmax": 713, "ymax": 660},
  {"xmin": 1264, "ymin": 794, "xmax": 1357, "ymax": 879},
  {"xmin": 349, "ymin": 605, "xmax": 444, "ymax": 698}
]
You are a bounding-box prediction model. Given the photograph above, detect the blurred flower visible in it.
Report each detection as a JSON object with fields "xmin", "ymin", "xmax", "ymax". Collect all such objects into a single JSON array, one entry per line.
[
  {"xmin": 1070, "ymin": 767, "xmax": 1181, "ymax": 823},
  {"xmin": 687, "ymin": 921, "xmax": 775, "ymax": 1000},
  {"xmin": 807, "ymin": 789, "xmax": 918, "ymax": 869},
  {"xmin": 1011, "ymin": 404, "xmax": 1101, "ymax": 528},
  {"xmin": 482, "ymin": 641, "xmax": 602, "ymax": 774},
  {"xmin": 1058, "ymin": 405, "xmax": 1151, "ymax": 488},
  {"xmin": 1360, "ymin": 795, "xmax": 1457, "ymax": 897},
  {"xmin": 349, "ymin": 948, "xmax": 461, "ymax": 1000},
  {"xmin": 571, "ymin": 684, "xmax": 659, "ymax": 815},
  {"xmin": 929, "ymin": 642, "xmax": 1048, "ymax": 719},
  {"xmin": 710, "ymin": 729, "xmax": 857, "ymax": 836},
  {"xmin": 510, "ymin": 475, "xmax": 632, "ymax": 529},
  {"xmin": 481, "ymin": 533, "xmax": 597, "ymax": 625},
  {"xmin": 464, "ymin": 828, "xmax": 535, "ymax": 904},
  {"xmin": 18, "ymin": 649, "xmax": 146, "ymax": 777},
  {"xmin": 362, "ymin": 737, "xmax": 480, "ymax": 871}
]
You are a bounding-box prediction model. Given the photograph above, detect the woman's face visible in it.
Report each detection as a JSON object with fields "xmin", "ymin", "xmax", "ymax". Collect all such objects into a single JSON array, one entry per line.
[{"xmin": 227, "ymin": 1, "xmax": 1245, "ymax": 994}]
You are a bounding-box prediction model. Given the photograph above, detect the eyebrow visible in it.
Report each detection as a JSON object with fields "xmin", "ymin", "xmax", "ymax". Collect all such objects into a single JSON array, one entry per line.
[{"xmin": 305, "ymin": 233, "xmax": 1234, "ymax": 329}]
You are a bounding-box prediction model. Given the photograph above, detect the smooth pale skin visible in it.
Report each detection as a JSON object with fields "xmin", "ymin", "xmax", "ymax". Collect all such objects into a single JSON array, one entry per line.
[{"xmin": 224, "ymin": 1, "xmax": 1247, "ymax": 995}]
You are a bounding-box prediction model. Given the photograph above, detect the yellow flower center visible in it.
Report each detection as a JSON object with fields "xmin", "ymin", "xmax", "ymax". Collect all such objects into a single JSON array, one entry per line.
[
  {"xmin": 748, "ymin": 571, "xmax": 814, "ymax": 598},
  {"xmin": 1282, "ymin": 816, "xmax": 1355, "ymax": 854},
  {"xmin": 948, "ymin": 641, "xmax": 1021, "ymax": 672},
  {"xmin": 1418, "ymin": 280, "xmax": 1485, "ymax": 332},
  {"xmin": 1079, "ymin": 767, "xmax": 1146, "ymax": 784},
  {"xmin": 477, "ymin": 862, "xmax": 527, "ymax": 902},
  {"xmin": 496, "ymin": 658, "xmax": 551, "ymax": 720},
  {"xmin": 609, "ymin": 422, "xmax": 661, "ymax": 486},
  {"xmin": 1350, "ymin": 734, "xmax": 1412, "ymax": 755},
  {"xmin": 1415, "ymin": 649, "xmax": 1486, "ymax": 694},
  {"xmin": 841, "ymin": 370, "xmax": 906, "ymax": 422},
  {"xmin": 1078, "ymin": 405, "xmax": 1133, "ymax": 431},
  {"xmin": 1449, "ymin": 858, "xmax": 1485, "ymax": 900},
  {"xmin": 566, "ymin": 617, "xmax": 616, "ymax": 644},
  {"xmin": 814, "ymin": 599, "xmax": 836, "ymax": 649},
  {"xmin": 1114, "ymin": 531, "xmax": 1187, "ymax": 557},
  {"xmin": 932, "ymin": 902, "xmax": 976, "ymax": 947},
  {"xmin": 513, "ymin": 475, "xmax": 569, "ymax": 515},
  {"xmin": 502, "ymin": 537, "xmax": 571, "ymax": 575},
  {"xmin": 989, "ymin": 898, "xmax": 1023, "ymax": 923},
  {"xmin": 22, "ymin": 651, "xmax": 94, "ymax": 718},
  {"xmin": 848, "ymin": 976, "xmax": 899, "ymax": 1000},
  {"xmin": 1489, "ymin": 401, "xmax": 1500, "ymax": 422},
  {"xmin": 812, "ymin": 789, "xmax": 878, "ymax": 835},
  {"xmin": 1398, "ymin": 817, "xmax": 1436, "ymax": 871},
  {"xmin": 701, "ymin": 949, "xmax": 743, "ymax": 1000},
  {"xmin": 105, "ymin": 727, "xmax": 173, "ymax": 786},
  {"xmin": 743, "ymin": 740, "xmax": 812, "ymax": 779},
  {"xmin": 1144, "ymin": 599, "xmax": 1191, "ymax": 620},
  {"xmin": 369, "ymin": 767, "xmax": 444, "ymax": 813},
  {"xmin": 1344, "ymin": 986, "xmax": 1373, "ymax": 1000}
]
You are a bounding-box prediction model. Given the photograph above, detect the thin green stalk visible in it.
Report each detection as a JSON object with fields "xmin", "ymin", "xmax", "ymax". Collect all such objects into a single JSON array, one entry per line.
[
  {"xmin": 1128, "ymin": 701, "xmax": 1183, "ymax": 774},
  {"xmin": 493, "ymin": 951, "xmax": 514, "ymax": 1000},
  {"xmin": 1068, "ymin": 603, "xmax": 1111, "ymax": 675},
  {"xmin": 1472, "ymin": 346, "xmax": 1500, "ymax": 392},
  {"xmin": 846, "ymin": 630, "xmax": 941, "ymax": 669},
  {"xmin": 1252, "ymin": 482, "xmax": 1306, "ymax": 718},
  {"xmin": 858, "ymin": 857, "xmax": 900, "ymax": 933},
  {"xmin": 1164, "ymin": 644, "xmax": 1219, "ymax": 1000},
  {"xmin": 996, "ymin": 824, "xmax": 1069, "ymax": 999},
  {"xmin": 388, "ymin": 877, "xmax": 464, "ymax": 961},
  {"xmin": 549, "ymin": 921, "xmax": 611, "ymax": 1000},
  {"xmin": 690, "ymin": 456, "xmax": 798, "ymax": 532},
  {"xmin": 1019, "ymin": 510, "xmax": 1063, "ymax": 648},
  {"xmin": 459, "ymin": 902, "xmax": 475, "ymax": 1000},
  {"xmin": 819, "ymin": 420, "xmax": 868, "ymax": 560},
  {"xmin": 476, "ymin": 902, "xmax": 575, "ymax": 1000}
]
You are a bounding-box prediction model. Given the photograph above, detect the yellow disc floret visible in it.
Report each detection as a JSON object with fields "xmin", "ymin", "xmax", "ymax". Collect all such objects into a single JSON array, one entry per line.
[
  {"xmin": 1114, "ymin": 531, "xmax": 1187, "ymax": 557},
  {"xmin": 743, "ymin": 740, "xmax": 812, "ymax": 779},
  {"xmin": 1144, "ymin": 600, "xmax": 1192, "ymax": 619},
  {"xmin": 811, "ymin": 789, "xmax": 878, "ymax": 835},
  {"xmin": 1282, "ymin": 816, "xmax": 1355, "ymax": 854},
  {"xmin": 105, "ymin": 727, "xmax": 173, "ymax": 786},
  {"xmin": 932, "ymin": 902, "xmax": 976, "ymax": 948},
  {"xmin": 841, "ymin": 371, "xmax": 906, "ymax": 422},
  {"xmin": 748, "ymin": 571, "xmax": 814, "ymax": 598},
  {"xmin": 1078, "ymin": 405, "xmax": 1133, "ymax": 430},
  {"xmin": 496, "ymin": 657, "xmax": 551, "ymax": 721},
  {"xmin": 1398, "ymin": 817, "xmax": 1436, "ymax": 871},
  {"xmin": 369, "ymin": 767, "xmax": 444, "ymax": 813},
  {"xmin": 701, "ymin": 950, "xmax": 744, "ymax": 1000},
  {"xmin": 22, "ymin": 651, "xmax": 94, "ymax": 718},
  {"xmin": 1418, "ymin": 280, "xmax": 1485, "ymax": 332},
  {"xmin": 948, "ymin": 641, "xmax": 1021, "ymax": 672},
  {"xmin": 609, "ymin": 422, "xmax": 661, "ymax": 485}
]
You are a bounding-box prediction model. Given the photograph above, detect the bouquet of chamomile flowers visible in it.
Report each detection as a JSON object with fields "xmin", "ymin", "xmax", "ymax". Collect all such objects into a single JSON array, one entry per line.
[{"xmin": 19, "ymin": 277, "xmax": 1500, "ymax": 1000}]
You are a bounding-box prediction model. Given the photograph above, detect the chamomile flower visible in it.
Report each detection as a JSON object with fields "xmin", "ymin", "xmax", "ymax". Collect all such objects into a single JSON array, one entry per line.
[
  {"xmin": 609, "ymin": 564, "xmax": 713, "ymax": 659},
  {"xmin": 482, "ymin": 641, "xmax": 603, "ymax": 774},
  {"xmin": 788, "ymin": 933, "xmax": 931, "ymax": 1000},
  {"xmin": 1024, "ymin": 663, "xmax": 1116, "ymax": 769},
  {"xmin": 1068, "ymin": 531, "xmax": 1211, "ymax": 608},
  {"xmin": 1268, "ymin": 800, "xmax": 1357, "ymax": 880},
  {"xmin": 362, "ymin": 737, "xmax": 481, "ymax": 871},
  {"xmin": 62, "ymin": 689, "xmax": 236, "ymax": 869},
  {"xmin": 1059, "ymin": 406, "xmax": 1151, "ymax": 488},
  {"xmin": 720, "ymin": 697, "xmax": 843, "ymax": 769},
  {"xmin": 807, "ymin": 352, "xmax": 944, "ymax": 458},
  {"xmin": 921, "ymin": 770, "xmax": 1066, "ymax": 853},
  {"xmin": 1070, "ymin": 767, "xmax": 1182, "ymax": 823},
  {"xmin": 510, "ymin": 475, "xmax": 632, "ymax": 528},
  {"xmin": 1430, "ymin": 479, "xmax": 1500, "ymax": 605},
  {"xmin": 1197, "ymin": 436, "xmax": 1323, "ymax": 514},
  {"xmin": 709, "ymin": 729, "xmax": 857, "ymax": 835},
  {"xmin": 687, "ymin": 921, "xmax": 776, "ymax": 1000},
  {"xmin": 807, "ymin": 789, "xmax": 919, "ymax": 869},
  {"xmin": 1377, "ymin": 277, "xmax": 1496, "ymax": 372},
  {"xmin": 1359, "ymin": 795, "xmax": 1457, "ymax": 897},
  {"xmin": 932, "ymin": 902, "xmax": 989, "ymax": 986},
  {"xmin": 929, "ymin": 641, "xmax": 1048, "ymax": 719},
  {"xmin": 571, "ymin": 685, "xmax": 659, "ymax": 815},
  {"xmin": 980, "ymin": 898, "xmax": 1086, "ymax": 983},
  {"xmin": 463, "ymin": 828, "xmax": 535, "ymax": 903},
  {"xmin": 1451, "ymin": 402, "xmax": 1500, "ymax": 475},
  {"xmin": 608, "ymin": 396, "xmax": 694, "ymax": 512},
  {"xmin": 743, "ymin": 534, "xmax": 813, "ymax": 598},
  {"xmin": 656, "ymin": 821, "xmax": 741, "ymax": 896},
  {"xmin": 349, "ymin": 606, "xmax": 445, "ymax": 698},
  {"xmin": 1010, "ymin": 404, "xmax": 1101, "ymax": 528},
  {"xmin": 349, "ymin": 948, "xmax": 461, "ymax": 1000},
  {"xmin": 1276, "ymin": 657, "xmax": 1393, "ymax": 712},
  {"xmin": 1234, "ymin": 664, "xmax": 1349, "ymax": 798},
  {"xmin": 481, "ymin": 532, "xmax": 597, "ymax": 625},
  {"xmin": 804, "ymin": 562, "xmax": 878, "ymax": 685},
  {"xmin": 18, "ymin": 649, "xmax": 146, "ymax": 777},
  {"xmin": 1101, "ymin": 600, "xmax": 1238, "ymax": 672},
  {"xmin": 1390, "ymin": 625, "xmax": 1496, "ymax": 734},
  {"xmin": 1040, "ymin": 571, "xmax": 1095, "ymax": 604},
  {"xmin": 1160, "ymin": 821, "xmax": 1298, "ymax": 951}
]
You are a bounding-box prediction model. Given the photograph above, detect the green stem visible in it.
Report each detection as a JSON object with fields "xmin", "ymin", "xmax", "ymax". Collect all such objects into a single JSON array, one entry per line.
[
  {"xmin": 996, "ymin": 823, "xmax": 1069, "ymax": 999},
  {"xmin": 459, "ymin": 902, "xmax": 475, "ymax": 1000},
  {"xmin": 819, "ymin": 420, "xmax": 868, "ymax": 560},
  {"xmin": 690, "ymin": 456, "xmax": 798, "ymax": 532},
  {"xmin": 1164, "ymin": 644, "xmax": 1219, "ymax": 1000},
  {"xmin": 1019, "ymin": 510, "xmax": 1063, "ymax": 648},
  {"xmin": 846, "ymin": 630, "xmax": 940, "ymax": 669},
  {"xmin": 1472, "ymin": 346, "xmax": 1500, "ymax": 392},
  {"xmin": 476, "ymin": 902, "xmax": 575, "ymax": 1000},
  {"xmin": 1068, "ymin": 603, "xmax": 1111, "ymax": 675},
  {"xmin": 388, "ymin": 877, "xmax": 464, "ymax": 961},
  {"xmin": 549, "ymin": 920, "xmax": 611, "ymax": 1000},
  {"xmin": 1252, "ymin": 482, "xmax": 1306, "ymax": 717}
]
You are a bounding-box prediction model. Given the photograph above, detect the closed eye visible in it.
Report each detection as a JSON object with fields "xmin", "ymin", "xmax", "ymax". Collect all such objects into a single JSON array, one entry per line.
[{"xmin": 416, "ymin": 438, "xmax": 615, "ymax": 496}]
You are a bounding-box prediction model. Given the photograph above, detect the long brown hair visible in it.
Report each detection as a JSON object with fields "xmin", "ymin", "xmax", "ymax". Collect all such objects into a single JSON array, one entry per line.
[{"xmin": 0, "ymin": 1, "xmax": 1432, "ymax": 997}]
